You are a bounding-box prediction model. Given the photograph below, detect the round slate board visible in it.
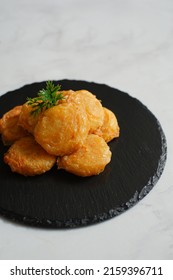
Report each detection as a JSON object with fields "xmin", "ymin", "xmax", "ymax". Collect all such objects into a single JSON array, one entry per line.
[{"xmin": 0, "ymin": 80, "xmax": 167, "ymax": 228}]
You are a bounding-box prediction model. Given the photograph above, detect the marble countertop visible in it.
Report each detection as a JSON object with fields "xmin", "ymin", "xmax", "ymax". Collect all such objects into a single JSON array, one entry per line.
[{"xmin": 0, "ymin": 0, "xmax": 172, "ymax": 260}]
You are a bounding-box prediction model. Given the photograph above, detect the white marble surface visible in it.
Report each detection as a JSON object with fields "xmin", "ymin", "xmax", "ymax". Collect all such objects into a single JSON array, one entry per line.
[{"xmin": 0, "ymin": 0, "xmax": 173, "ymax": 260}]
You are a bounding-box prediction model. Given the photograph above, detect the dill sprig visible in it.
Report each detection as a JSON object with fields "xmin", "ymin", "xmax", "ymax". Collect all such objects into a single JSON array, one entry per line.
[{"xmin": 27, "ymin": 81, "xmax": 64, "ymax": 116}]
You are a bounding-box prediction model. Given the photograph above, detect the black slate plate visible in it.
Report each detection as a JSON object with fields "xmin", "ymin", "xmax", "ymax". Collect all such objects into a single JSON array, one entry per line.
[{"xmin": 0, "ymin": 80, "xmax": 167, "ymax": 228}]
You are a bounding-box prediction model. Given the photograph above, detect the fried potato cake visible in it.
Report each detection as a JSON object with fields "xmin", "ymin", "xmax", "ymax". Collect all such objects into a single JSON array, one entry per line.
[
  {"xmin": 4, "ymin": 136, "xmax": 56, "ymax": 176},
  {"xmin": 34, "ymin": 102, "xmax": 90, "ymax": 156},
  {"xmin": 58, "ymin": 134, "xmax": 112, "ymax": 177},
  {"xmin": 18, "ymin": 102, "xmax": 40, "ymax": 134},
  {"xmin": 59, "ymin": 90, "xmax": 104, "ymax": 133},
  {"xmin": 94, "ymin": 107, "xmax": 120, "ymax": 142},
  {"xmin": 0, "ymin": 106, "xmax": 28, "ymax": 145},
  {"xmin": 59, "ymin": 90, "xmax": 76, "ymax": 103},
  {"xmin": 72, "ymin": 90, "xmax": 104, "ymax": 133}
]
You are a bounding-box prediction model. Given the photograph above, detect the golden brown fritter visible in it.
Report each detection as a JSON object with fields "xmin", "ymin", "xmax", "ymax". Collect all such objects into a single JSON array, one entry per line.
[
  {"xmin": 58, "ymin": 134, "xmax": 112, "ymax": 177},
  {"xmin": 59, "ymin": 90, "xmax": 104, "ymax": 133},
  {"xmin": 59, "ymin": 90, "xmax": 76, "ymax": 103},
  {"xmin": 0, "ymin": 106, "xmax": 28, "ymax": 145},
  {"xmin": 75, "ymin": 90, "xmax": 104, "ymax": 133},
  {"xmin": 34, "ymin": 102, "xmax": 90, "ymax": 156},
  {"xmin": 94, "ymin": 107, "xmax": 120, "ymax": 142},
  {"xmin": 4, "ymin": 136, "xmax": 56, "ymax": 176},
  {"xmin": 18, "ymin": 102, "xmax": 40, "ymax": 134}
]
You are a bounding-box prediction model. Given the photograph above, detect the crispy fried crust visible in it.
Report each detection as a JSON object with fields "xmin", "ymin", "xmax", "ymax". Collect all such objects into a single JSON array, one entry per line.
[
  {"xmin": 0, "ymin": 106, "xmax": 28, "ymax": 145},
  {"xmin": 58, "ymin": 134, "xmax": 112, "ymax": 177},
  {"xmin": 34, "ymin": 102, "xmax": 90, "ymax": 156},
  {"xmin": 71, "ymin": 90, "xmax": 104, "ymax": 133},
  {"xmin": 59, "ymin": 90, "xmax": 76, "ymax": 103},
  {"xmin": 59, "ymin": 90, "xmax": 104, "ymax": 133},
  {"xmin": 4, "ymin": 136, "xmax": 56, "ymax": 176},
  {"xmin": 94, "ymin": 107, "xmax": 120, "ymax": 142},
  {"xmin": 18, "ymin": 103, "xmax": 40, "ymax": 134}
]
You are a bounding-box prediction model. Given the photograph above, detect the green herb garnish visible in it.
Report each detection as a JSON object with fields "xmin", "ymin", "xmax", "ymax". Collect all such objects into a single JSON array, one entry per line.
[{"xmin": 27, "ymin": 81, "xmax": 64, "ymax": 116}]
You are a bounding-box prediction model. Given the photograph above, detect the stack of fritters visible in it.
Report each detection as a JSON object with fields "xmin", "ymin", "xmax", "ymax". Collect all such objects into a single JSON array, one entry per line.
[{"xmin": 0, "ymin": 89, "xmax": 120, "ymax": 177}]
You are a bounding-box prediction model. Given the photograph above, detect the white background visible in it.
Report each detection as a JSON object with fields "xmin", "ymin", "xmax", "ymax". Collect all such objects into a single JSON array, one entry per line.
[
  {"xmin": 0, "ymin": 0, "xmax": 173, "ymax": 259},
  {"xmin": 1, "ymin": 260, "xmax": 172, "ymax": 280}
]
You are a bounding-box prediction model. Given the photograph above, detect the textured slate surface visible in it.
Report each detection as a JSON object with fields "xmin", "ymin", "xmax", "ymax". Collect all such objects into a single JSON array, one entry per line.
[{"xmin": 0, "ymin": 80, "xmax": 167, "ymax": 228}]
